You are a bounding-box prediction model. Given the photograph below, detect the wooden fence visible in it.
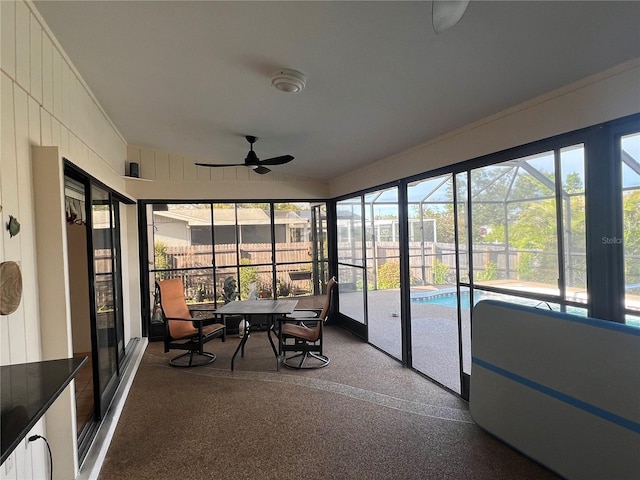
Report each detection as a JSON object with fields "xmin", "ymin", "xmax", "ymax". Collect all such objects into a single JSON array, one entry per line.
[
  {"xmin": 160, "ymin": 242, "xmax": 312, "ymax": 269},
  {"xmin": 338, "ymin": 241, "xmax": 580, "ymax": 285}
]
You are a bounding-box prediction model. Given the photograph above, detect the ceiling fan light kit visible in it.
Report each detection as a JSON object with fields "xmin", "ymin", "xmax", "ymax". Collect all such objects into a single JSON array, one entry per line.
[{"xmin": 271, "ymin": 69, "xmax": 307, "ymax": 93}]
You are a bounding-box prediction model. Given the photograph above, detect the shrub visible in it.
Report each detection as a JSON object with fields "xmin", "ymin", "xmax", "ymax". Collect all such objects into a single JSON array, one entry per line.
[
  {"xmin": 239, "ymin": 259, "xmax": 258, "ymax": 299},
  {"xmin": 277, "ymin": 279, "xmax": 292, "ymax": 297},
  {"xmin": 517, "ymin": 253, "xmax": 535, "ymax": 281},
  {"xmin": 432, "ymin": 259, "xmax": 450, "ymax": 284},
  {"xmin": 377, "ymin": 261, "xmax": 401, "ymax": 289},
  {"xmin": 154, "ymin": 242, "xmax": 169, "ymax": 280},
  {"xmin": 477, "ymin": 261, "xmax": 498, "ymax": 281}
]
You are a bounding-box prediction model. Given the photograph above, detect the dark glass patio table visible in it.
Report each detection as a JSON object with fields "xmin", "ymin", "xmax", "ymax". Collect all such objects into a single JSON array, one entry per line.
[{"xmin": 215, "ymin": 299, "xmax": 298, "ymax": 371}]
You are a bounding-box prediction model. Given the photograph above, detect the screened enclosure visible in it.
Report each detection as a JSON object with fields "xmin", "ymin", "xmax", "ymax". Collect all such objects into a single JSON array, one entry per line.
[
  {"xmin": 335, "ymin": 116, "xmax": 640, "ymax": 396},
  {"xmin": 143, "ymin": 202, "xmax": 329, "ymax": 338}
]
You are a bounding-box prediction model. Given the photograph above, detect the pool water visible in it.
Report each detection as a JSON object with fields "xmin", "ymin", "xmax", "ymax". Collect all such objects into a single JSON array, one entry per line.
[
  {"xmin": 411, "ymin": 290, "xmax": 640, "ymax": 327},
  {"xmin": 412, "ymin": 290, "xmax": 551, "ymax": 310}
]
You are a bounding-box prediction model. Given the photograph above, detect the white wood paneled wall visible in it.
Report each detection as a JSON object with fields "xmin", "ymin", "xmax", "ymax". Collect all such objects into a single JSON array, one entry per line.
[
  {"xmin": 1, "ymin": 0, "xmax": 126, "ymax": 365},
  {"xmin": 125, "ymin": 144, "xmax": 330, "ymax": 199},
  {"xmin": 1, "ymin": 1, "xmax": 128, "ymax": 478}
]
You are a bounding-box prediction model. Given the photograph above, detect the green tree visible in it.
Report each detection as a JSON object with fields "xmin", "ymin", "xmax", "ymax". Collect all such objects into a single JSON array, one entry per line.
[
  {"xmin": 239, "ymin": 203, "xmax": 270, "ymax": 210},
  {"xmin": 471, "ymin": 163, "xmax": 556, "ymax": 242},
  {"xmin": 564, "ymin": 172, "xmax": 584, "ymax": 193},
  {"xmin": 623, "ymin": 190, "xmax": 640, "ymax": 254},
  {"xmin": 507, "ymin": 199, "xmax": 558, "ymax": 283},
  {"xmin": 623, "ymin": 190, "xmax": 640, "ymax": 290},
  {"xmin": 509, "ymin": 199, "xmax": 557, "ymax": 250},
  {"xmin": 274, "ymin": 203, "xmax": 301, "ymax": 212}
]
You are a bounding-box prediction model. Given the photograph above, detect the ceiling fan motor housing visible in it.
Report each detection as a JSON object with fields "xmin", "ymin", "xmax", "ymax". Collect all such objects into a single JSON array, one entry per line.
[
  {"xmin": 245, "ymin": 150, "xmax": 259, "ymax": 164},
  {"xmin": 245, "ymin": 136, "xmax": 259, "ymax": 164}
]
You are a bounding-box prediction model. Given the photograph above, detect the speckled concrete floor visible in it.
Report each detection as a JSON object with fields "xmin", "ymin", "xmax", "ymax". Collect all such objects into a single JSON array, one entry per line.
[{"xmin": 97, "ymin": 326, "xmax": 559, "ymax": 480}]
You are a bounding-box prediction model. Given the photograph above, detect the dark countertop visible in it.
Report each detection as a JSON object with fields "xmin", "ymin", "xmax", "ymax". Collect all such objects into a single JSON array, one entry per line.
[{"xmin": 1, "ymin": 357, "xmax": 87, "ymax": 465}]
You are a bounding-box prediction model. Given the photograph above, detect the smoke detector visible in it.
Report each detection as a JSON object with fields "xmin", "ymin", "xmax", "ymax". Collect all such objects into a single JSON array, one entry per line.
[{"xmin": 271, "ymin": 69, "xmax": 307, "ymax": 93}]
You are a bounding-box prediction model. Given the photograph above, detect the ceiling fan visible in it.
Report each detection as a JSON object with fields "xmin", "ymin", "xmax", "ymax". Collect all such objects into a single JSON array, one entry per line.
[{"xmin": 195, "ymin": 136, "xmax": 294, "ymax": 175}]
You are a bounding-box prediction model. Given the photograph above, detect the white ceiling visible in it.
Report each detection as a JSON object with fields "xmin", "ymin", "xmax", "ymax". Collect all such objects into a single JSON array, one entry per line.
[{"xmin": 33, "ymin": 1, "xmax": 640, "ymax": 182}]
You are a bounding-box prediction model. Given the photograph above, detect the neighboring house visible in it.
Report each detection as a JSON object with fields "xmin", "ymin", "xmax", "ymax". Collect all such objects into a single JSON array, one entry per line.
[{"xmin": 152, "ymin": 207, "xmax": 310, "ymax": 246}]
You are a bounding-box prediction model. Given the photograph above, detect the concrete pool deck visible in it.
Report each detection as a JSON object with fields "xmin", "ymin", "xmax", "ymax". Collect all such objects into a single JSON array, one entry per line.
[{"xmin": 338, "ymin": 282, "xmax": 640, "ymax": 395}]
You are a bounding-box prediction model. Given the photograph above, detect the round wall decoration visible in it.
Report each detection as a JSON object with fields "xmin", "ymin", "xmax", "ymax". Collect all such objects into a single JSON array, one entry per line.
[{"xmin": 0, "ymin": 261, "xmax": 23, "ymax": 315}]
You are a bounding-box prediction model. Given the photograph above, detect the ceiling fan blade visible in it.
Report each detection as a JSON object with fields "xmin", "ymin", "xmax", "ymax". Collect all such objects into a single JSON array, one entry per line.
[
  {"xmin": 197, "ymin": 136, "xmax": 292, "ymax": 173},
  {"xmin": 195, "ymin": 162, "xmax": 245, "ymax": 167},
  {"xmin": 259, "ymin": 155, "xmax": 294, "ymax": 166},
  {"xmin": 252, "ymin": 165, "xmax": 271, "ymax": 175}
]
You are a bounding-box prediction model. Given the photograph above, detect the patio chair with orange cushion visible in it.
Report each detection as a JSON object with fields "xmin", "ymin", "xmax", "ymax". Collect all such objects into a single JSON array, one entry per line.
[
  {"xmin": 278, "ymin": 276, "xmax": 337, "ymax": 369},
  {"xmin": 156, "ymin": 278, "xmax": 226, "ymax": 367}
]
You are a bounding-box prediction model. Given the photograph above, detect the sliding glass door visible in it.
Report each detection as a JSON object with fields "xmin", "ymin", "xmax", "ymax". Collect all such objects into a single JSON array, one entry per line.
[
  {"xmin": 65, "ymin": 165, "xmax": 126, "ymax": 462},
  {"xmin": 90, "ymin": 185, "xmax": 120, "ymax": 416}
]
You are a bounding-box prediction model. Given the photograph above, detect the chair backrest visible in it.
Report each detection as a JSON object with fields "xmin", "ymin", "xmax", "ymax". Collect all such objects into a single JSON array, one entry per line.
[
  {"xmin": 156, "ymin": 278, "xmax": 196, "ymax": 339},
  {"xmin": 300, "ymin": 277, "xmax": 337, "ymax": 342},
  {"xmin": 318, "ymin": 276, "xmax": 338, "ymax": 321}
]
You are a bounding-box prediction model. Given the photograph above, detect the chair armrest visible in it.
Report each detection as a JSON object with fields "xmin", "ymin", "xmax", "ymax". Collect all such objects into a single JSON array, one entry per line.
[
  {"xmin": 165, "ymin": 315, "xmax": 219, "ymax": 324},
  {"xmin": 280, "ymin": 309, "xmax": 321, "ymax": 322},
  {"xmin": 189, "ymin": 308, "xmax": 219, "ymax": 316},
  {"xmin": 276, "ymin": 316, "xmax": 320, "ymax": 331},
  {"xmin": 188, "ymin": 308, "xmax": 223, "ymax": 321}
]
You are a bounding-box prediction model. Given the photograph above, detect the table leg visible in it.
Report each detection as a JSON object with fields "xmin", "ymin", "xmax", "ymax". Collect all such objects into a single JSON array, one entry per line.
[
  {"xmin": 231, "ymin": 319, "xmax": 250, "ymax": 371},
  {"xmin": 266, "ymin": 317, "xmax": 279, "ymax": 371}
]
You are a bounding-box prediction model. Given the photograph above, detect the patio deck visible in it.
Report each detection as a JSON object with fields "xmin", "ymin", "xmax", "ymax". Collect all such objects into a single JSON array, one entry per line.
[
  {"xmin": 339, "ymin": 287, "xmax": 470, "ymax": 394},
  {"xmin": 339, "ymin": 281, "xmax": 640, "ymax": 395}
]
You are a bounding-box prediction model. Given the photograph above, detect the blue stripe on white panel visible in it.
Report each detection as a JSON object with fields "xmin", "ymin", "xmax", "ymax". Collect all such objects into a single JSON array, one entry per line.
[{"xmin": 472, "ymin": 357, "xmax": 640, "ymax": 435}]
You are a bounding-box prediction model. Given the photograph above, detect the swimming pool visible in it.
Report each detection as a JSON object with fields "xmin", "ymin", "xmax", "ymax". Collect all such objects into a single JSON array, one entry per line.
[
  {"xmin": 411, "ymin": 290, "xmax": 640, "ymax": 327},
  {"xmin": 411, "ymin": 290, "xmax": 554, "ymax": 310}
]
